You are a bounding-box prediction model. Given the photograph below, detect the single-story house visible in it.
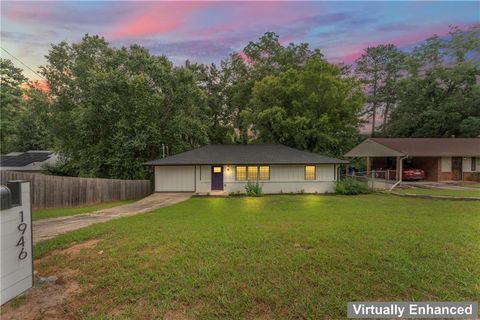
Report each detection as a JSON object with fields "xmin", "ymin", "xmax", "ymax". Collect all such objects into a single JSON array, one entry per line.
[
  {"xmin": 145, "ymin": 144, "xmax": 347, "ymax": 194},
  {"xmin": 0, "ymin": 151, "xmax": 59, "ymax": 172},
  {"xmin": 344, "ymin": 138, "xmax": 480, "ymax": 182}
]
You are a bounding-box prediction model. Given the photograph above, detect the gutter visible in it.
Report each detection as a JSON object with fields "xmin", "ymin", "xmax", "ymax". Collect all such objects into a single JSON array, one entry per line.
[{"xmin": 389, "ymin": 155, "xmax": 408, "ymax": 191}]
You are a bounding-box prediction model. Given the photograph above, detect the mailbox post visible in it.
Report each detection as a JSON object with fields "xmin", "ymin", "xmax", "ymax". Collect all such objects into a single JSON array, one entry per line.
[{"xmin": 0, "ymin": 180, "xmax": 33, "ymax": 305}]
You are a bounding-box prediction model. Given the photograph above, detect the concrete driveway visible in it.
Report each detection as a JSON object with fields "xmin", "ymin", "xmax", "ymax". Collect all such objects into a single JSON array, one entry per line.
[{"xmin": 33, "ymin": 193, "xmax": 192, "ymax": 244}]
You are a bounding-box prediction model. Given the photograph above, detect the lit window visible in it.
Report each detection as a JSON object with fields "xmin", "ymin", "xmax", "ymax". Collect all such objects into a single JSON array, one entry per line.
[
  {"xmin": 213, "ymin": 166, "xmax": 222, "ymax": 173},
  {"xmin": 259, "ymin": 166, "xmax": 270, "ymax": 180},
  {"xmin": 236, "ymin": 166, "xmax": 246, "ymax": 180},
  {"xmin": 248, "ymin": 166, "xmax": 258, "ymax": 180},
  {"xmin": 305, "ymin": 165, "xmax": 316, "ymax": 180}
]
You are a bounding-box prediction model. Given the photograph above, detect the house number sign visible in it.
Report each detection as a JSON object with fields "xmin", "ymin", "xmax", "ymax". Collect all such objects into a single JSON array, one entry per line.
[
  {"xmin": 1, "ymin": 181, "xmax": 33, "ymax": 305},
  {"xmin": 17, "ymin": 210, "xmax": 28, "ymax": 260}
]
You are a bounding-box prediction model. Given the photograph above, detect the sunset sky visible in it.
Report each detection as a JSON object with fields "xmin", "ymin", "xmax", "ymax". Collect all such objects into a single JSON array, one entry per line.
[{"xmin": 1, "ymin": 1, "xmax": 478, "ymax": 80}]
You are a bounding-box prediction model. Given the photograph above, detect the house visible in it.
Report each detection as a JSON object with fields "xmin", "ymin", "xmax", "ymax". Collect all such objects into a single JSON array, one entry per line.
[
  {"xmin": 0, "ymin": 151, "xmax": 59, "ymax": 172},
  {"xmin": 145, "ymin": 144, "xmax": 347, "ymax": 194},
  {"xmin": 344, "ymin": 138, "xmax": 480, "ymax": 182}
]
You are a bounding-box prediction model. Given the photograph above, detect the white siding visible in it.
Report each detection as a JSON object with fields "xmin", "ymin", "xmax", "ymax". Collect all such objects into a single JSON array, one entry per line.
[
  {"xmin": 441, "ymin": 157, "xmax": 451, "ymax": 172},
  {"xmin": 157, "ymin": 164, "xmax": 337, "ymax": 194},
  {"xmin": 224, "ymin": 164, "xmax": 336, "ymax": 194},
  {"xmin": 155, "ymin": 166, "xmax": 195, "ymax": 192},
  {"xmin": 463, "ymin": 157, "xmax": 472, "ymax": 172}
]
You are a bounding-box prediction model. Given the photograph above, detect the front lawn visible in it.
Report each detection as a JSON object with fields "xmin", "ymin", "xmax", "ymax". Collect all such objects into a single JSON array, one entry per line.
[
  {"xmin": 395, "ymin": 187, "xmax": 480, "ymax": 198},
  {"xmin": 31, "ymin": 195, "xmax": 480, "ymax": 319},
  {"xmin": 32, "ymin": 199, "xmax": 137, "ymax": 220}
]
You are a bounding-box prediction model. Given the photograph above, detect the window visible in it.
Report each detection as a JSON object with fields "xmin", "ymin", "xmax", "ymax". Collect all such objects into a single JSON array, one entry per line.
[
  {"xmin": 247, "ymin": 166, "xmax": 258, "ymax": 180},
  {"xmin": 472, "ymin": 157, "xmax": 477, "ymax": 172},
  {"xmin": 305, "ymin": 165, "xmax": 316, "ymax": 180},
  {"xmin": 259, "ymin": 166, "xmax": 270, "ymax": 180},
  {"xmin": 213, "ymin": 166, "xmax": 222, "ymax": 173},
  {"xmin": 236, "ymin": 166, "xmax": 247, "ymax": 180}
]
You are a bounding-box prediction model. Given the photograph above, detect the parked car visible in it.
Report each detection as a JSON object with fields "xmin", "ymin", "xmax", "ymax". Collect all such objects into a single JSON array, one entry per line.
[{"xmin": 380, "ymin": 166, "xmax": 425, "ymax": 181}]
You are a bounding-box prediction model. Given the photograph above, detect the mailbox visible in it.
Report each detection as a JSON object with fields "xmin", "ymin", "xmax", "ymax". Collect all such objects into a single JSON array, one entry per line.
[
  {"xmin": 0, "ymin": 181, "xmax": 33, "ymax": 305},
  {"xmin": 0, "ymin": 185, "xmax": 12, "ymax": 210}
]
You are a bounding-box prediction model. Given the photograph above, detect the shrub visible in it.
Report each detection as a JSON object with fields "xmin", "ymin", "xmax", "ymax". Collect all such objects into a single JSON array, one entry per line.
[
  {"xmin": 245, "ymin": 181, "xmax": 263, "ymax": 197},
  {"xmin": 335, "ymin": 178, "xmax": 372, "ymax": 195}
]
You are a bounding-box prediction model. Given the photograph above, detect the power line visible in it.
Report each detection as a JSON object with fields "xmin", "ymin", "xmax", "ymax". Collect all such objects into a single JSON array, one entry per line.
[{"xmin": 1, "ymin": 47, "xmax": 46, "ymax": 80}]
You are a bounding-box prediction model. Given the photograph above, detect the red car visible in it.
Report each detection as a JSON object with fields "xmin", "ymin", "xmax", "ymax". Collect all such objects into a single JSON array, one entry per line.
[
  {"xmin": 401, "ymin": 166, "xmax": 425, "ymax": 180},
  {"xmin": 380, "ymin": 166, "xmax": 425, "ymax": 180}
]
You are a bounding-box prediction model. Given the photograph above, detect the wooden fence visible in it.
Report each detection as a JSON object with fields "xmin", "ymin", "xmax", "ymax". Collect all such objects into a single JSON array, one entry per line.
[{"xmin": 0, "ymin": 171, "xmax": 151, "ymax": 209}]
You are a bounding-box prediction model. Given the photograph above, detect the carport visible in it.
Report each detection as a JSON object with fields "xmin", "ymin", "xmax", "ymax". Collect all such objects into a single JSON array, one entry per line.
[{"xmin": 344, "ymin": 138, "xmax": 480, "ymax": 182}]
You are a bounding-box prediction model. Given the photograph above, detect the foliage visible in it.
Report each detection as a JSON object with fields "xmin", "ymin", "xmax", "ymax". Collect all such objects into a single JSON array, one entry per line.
[
  {"xmin": 33, "ymin": 195, "xmax": 480, "ymax": 318},
  {"xmin": 14, "ymin": 85, "xmax": 53, "ymax": 151},
  {"xmin": 0, "ymin": 58, "xmax": 27, "ymax": 153},
  {"xmin": 385, "ymin": 25, "xmax": 480, "ymax": 137},
  {"xmin": 335, "ymin": 177, "xmax": 372, "ymax": 195},
  {"xmin": 245, "ymin": 180, "xmax": 263, "ymax": 196},
  {"xmin": 40, "ymin": 35, "xmax": 208, "ymax": 179},
  {"xmin": 355, "ymin": 44, "xmax": 406, "ymax": 135},
  {"xmin": 249, "ymin": 58, "xmax": 364, "ymax": 156}
]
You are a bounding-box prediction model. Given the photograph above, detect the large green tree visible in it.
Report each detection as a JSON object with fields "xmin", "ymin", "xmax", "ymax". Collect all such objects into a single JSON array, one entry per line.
[
  {"xmin": 248, "ymin": 58, "xmax": 364, "ymax": 156},
  {"xmin": 219, "ymin": 32, "xmax": 324, "ymax": 142},
  {"xmin": 41, "ymin": 35, "xmax": 208, "ymax": 179},
  {"xmin": 386, "ymin": 25, "xmax": 480, "ymax": 137},
  {"xmin": 0, "ymin": 58, "xmax": 27, "ymax": 153},
  {"xmin": 14, "ymin": 84, "xmax": 53, "ymax": 151},
  {"xmin": 355, "ymin": 44, "xmax": 405, "ymax": 136}
]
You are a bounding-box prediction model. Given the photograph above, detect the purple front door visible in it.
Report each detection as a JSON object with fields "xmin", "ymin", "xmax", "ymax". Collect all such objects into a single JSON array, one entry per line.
[{"xmin": 211, "ymin": 166, "xmax": 224, "ymax": 190}]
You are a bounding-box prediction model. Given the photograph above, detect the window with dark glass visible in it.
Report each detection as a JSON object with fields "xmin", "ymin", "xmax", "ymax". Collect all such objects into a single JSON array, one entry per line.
[{"xmin": 472, "ymin": 157, "xmax": 477, "ymax": 172}]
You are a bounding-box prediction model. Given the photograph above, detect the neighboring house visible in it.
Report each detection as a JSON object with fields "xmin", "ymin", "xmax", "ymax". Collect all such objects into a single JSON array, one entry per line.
[
  {"xmin": 345, "ymin": 138, "xmax": 480, "ymax": 182},
  {"xmin": 0, "ymin": 151, "xmax": 59, "ymax": 172},
  {"xmin": 145, "ymin": 144, "xmax": 347, "ymax": 194}
]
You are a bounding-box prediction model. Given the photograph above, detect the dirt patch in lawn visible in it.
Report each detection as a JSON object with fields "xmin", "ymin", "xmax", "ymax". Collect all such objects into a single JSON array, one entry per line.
[
  {"xmin": 164, "ymin": 306, "xmax": 196, "ymax": 320},
  {"xmin": 0, "ymin": 268, "xmax": 80, "ymax": 320},
  {"xmin": 59, "ymin": 239, "xmax": 100, "ymax": 255},
  {"xmin": 0, "ymin": 240, "xmax": 101, "ymax": 319}
]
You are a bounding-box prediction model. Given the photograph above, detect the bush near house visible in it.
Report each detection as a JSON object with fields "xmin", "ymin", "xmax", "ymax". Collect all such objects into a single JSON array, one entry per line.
[
  {"xmin": 245, "ymin": 181, "xmax": 263, "ymax": 197},
  {"xmin": 335, "ymin": 177, "xmax": 372, "ymax": 195}
]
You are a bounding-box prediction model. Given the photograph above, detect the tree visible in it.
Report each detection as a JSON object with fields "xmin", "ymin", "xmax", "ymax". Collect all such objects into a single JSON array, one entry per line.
[
  {"xmin": 248, "ymin": 58, "xmax": 364, "ymax": 156},
  {"xmin": 219, "ymin": 32, "xmax": 324, "ymax": 142},
  {"xmin": 14, "ymin": 84, "xmax": 53, "ymax": 151},
  {"xmin": 41, "ymin": 35, "xmax": 209, "ymax": 179},
  {"xmin": 386, "ymin": 25, "xmax": 480, "ymax": 137},
  {"xmin": 0, "ymin": 58, "xmax": 27, "ymax": 153},
  {"xmin": 355, "ymin": 44, "xmax": 405, "ymax": 136}
]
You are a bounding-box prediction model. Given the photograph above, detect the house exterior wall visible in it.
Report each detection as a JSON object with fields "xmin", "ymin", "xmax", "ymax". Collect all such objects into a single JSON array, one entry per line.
[
  {"xmin": 438, "ymin": 156, "xmax": 480, "ymax": 182},
  {"xmin": 156, "ymin": 164, "xmax": 337, "ymax": 194}
]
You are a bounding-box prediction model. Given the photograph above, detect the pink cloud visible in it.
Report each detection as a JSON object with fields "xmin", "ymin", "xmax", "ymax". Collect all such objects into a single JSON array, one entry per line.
[
  {"xmin": 111, "ymin": 2, "xmax": 208, "ymax": 38},
  {"xmin": 333, "ymin": 23, "xmax": 472, "ymax": 63}
]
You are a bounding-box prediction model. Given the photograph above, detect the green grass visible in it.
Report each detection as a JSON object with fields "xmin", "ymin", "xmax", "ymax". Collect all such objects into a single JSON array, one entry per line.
[
  {"xmin": 31, "ymin": 195, "xmax": 479, "ymax": 319},
  {"xmin": 395, "ymin": 187, "xmax": 480, "ymax": 198},
  {"xmin": 32, "ymin": 199, "xmax": 137, "ymax": 220}
]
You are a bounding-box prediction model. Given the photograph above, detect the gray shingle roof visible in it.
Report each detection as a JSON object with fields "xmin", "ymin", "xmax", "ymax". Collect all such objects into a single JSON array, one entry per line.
[{"xmin": 145, "ymin": 144, "xmax": 347, "ymax": 165}]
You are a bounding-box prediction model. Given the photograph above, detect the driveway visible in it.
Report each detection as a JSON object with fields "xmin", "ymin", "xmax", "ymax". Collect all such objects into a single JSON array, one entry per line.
[{"xmin": 33, "ymin": 193, "xmax": 192, "ymax": 244}]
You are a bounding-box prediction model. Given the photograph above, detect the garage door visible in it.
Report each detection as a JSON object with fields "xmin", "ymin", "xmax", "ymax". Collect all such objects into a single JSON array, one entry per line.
[{"xmin": 155, "ymin": 166, "xmax": 195, "ymax": 192}]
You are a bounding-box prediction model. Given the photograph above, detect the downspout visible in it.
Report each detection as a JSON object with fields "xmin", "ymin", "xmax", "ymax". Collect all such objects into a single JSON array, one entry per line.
[{"xmin": 390, "ymin": 155, "xmax": 408, "ymax": 191}]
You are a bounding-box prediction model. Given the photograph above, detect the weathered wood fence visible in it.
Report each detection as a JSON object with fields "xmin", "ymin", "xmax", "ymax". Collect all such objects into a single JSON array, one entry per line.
[{"xmin": 0, "ymin": 171, "xmax": 151, "ymax": 209}]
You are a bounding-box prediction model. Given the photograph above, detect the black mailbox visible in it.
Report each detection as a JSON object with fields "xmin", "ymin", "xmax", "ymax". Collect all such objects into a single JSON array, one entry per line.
[{"xmin": 0, "ymin": 185, "xmax": 12, "ymax": 210}]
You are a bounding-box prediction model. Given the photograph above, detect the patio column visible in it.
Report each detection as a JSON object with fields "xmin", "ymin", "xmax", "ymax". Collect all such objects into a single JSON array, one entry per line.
[
  {"xmin": 396, "ymin": 156, "xmax": 402, "ymax": 181},
  {"xmin": 366, "ymin": 156, "xmax": 371, "ymax": 175}
]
